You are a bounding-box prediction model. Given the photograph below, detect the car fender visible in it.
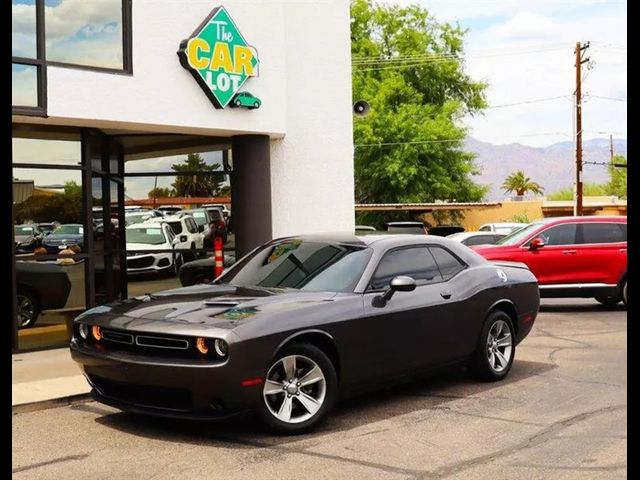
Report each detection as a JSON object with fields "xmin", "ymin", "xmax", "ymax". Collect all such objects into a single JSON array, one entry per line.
[{"xmin": 272, "ymin": 329, "xmax": 338, "ymax": 361}]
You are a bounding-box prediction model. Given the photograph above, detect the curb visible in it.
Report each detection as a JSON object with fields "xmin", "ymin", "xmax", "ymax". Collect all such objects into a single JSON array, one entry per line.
[{"xmin": 12, "ymin": 393, "xmax": 93, "ymax": 415}]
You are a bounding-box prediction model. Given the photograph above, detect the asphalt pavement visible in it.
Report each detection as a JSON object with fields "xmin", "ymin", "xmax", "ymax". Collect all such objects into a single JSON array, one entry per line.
[{"xmin": 12, "ymin": 298, "xmax": 627, "ymax": 480}]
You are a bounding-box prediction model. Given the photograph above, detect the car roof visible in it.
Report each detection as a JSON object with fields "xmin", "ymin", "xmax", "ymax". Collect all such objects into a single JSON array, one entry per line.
[
  {"xmin": 127, "ymin": 221, "xmax": 166, "ymax": 228},
  {"xmin": 536, "ymin": 215, "xmax": 626, "ymax": 224}
]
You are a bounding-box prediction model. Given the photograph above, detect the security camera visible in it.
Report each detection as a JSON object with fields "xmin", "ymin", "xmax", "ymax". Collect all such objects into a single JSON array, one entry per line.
[{"xmin": 353, "ymin": 100, "xmax": 370, "ymax": 116}]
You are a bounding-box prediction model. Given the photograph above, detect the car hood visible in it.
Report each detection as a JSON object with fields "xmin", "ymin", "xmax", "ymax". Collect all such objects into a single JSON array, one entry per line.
[
  {"xmin": 15, "ymin": 235, "xmax": 34, "ymax": 243},
  {"xmin": 471, "ymin": 244, "xmax": 520, "ymax": 258},
  {"xmin": 44, "ymin": 233, "xmax": 83, "ymax": 242},
  {"xmin": 78, "ymin": 284, "xmax": 339, "ymax": 336},
  {"xmin": 126, "ymin": 242, "xmax": 170, "ymax": 251}
]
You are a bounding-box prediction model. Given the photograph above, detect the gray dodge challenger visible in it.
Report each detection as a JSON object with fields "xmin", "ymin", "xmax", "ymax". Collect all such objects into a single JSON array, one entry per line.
[{"xmin": 71, "ymin": 233, "xmax": 539, "ymax": 434}]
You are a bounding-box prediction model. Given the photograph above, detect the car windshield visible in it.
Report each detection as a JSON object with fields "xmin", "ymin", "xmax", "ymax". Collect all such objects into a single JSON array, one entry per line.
[
  {"xmin": 496, "ymin": 223, "xmax": 543, "ymax": 245},
  {"xmin": 191, "ymin": 211, "xmax": 209, "ymax": 226},
  {"xmin": 218, "ymin": 240, "xmax": 373, "ymax": 293},
  {"xmin": 15, "ymin": 226, "xmax": 35, "ymax": 235},
  {"xmin": 126, "ymin": 227, "xmax": 166, "ymax": 245},
  {"xmin": 53, "ymin": 225, "xmax": 83, "ymax": 235}
]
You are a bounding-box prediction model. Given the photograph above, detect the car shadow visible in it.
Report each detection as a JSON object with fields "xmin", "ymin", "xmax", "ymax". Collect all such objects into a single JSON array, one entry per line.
[
  {"xmin": 91, "ymin": 359, "xmax": 555, "ymax": 446},
  {"xmin": 539, "ymin": 301, "xmax": 626, "ymax": 314}
]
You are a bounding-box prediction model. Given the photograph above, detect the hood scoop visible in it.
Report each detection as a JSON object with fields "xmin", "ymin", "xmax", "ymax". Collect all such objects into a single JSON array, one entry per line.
[{"xmin": 203, "ymin": 299, "xmax": 242, "ymax": 307}]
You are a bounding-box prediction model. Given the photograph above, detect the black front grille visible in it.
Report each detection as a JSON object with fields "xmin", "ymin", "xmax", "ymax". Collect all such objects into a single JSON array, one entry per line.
[
  {"xmin": 136, "ymin": 335, "xmax": 189, "ymax": 350},
  {"xmin": 102, "ymin": 330, "xmax": 134, "ymax": 345},
  {"xmin": 127, "ymin": 256, "xmax": 155, "ymax": 269},
  {"xmin": 90, "ymin": 375, "xmax": 193, "ymax": 411}
]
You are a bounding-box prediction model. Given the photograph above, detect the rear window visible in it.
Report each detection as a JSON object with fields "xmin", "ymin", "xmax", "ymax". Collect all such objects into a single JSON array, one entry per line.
[
  {"xmin": 581, "ymin": 223, "xmax": 625, "ymax": 244},
  {"xmin": 387, "ymin": 225, "xmax": 425, "ymax": 234},
  {"xmin": 429, "ymin": 246, "xmax": 466, "ymax": 280}
]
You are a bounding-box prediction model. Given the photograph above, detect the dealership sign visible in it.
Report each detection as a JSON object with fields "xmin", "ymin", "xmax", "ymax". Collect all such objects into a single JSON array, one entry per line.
[{"xmin": 178, "ymin": 6, "xmax": 260, "ymax": 109}]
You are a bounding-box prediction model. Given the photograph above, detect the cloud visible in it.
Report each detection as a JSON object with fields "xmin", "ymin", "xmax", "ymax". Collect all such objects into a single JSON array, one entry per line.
[{"xmin": 485, "ymin": 12, "xmax": 556, "ymax": 41}]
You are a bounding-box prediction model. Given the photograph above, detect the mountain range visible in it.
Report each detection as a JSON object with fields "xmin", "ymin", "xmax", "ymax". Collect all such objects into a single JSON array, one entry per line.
[{"xmin": 467, "ymin": 137, "xmax": 627, "ymax": 201}]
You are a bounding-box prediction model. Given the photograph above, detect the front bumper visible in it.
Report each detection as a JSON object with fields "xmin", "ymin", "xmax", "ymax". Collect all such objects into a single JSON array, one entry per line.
[
  {"xmin": 126, "ymin": 253, "xmax": 173, "ymax": 274},
  {"xmin": 70, "ymin": 340, "xmax": 264, "ymax": 420}
]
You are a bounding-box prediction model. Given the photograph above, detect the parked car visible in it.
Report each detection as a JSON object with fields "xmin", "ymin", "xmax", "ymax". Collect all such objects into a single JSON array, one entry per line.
[
  {"xmin": 41, "ymin": 224, "xmax": 84, "ymax": 253},
  {"xmin": 386, "ymin": 221, "xmax": 427, "ymax": 234},
  {"xmin": 472, "ymin": 216, "xmax": 627, "ymax": 306},
  {"xmin": 163, "ymin": 213, "xmax": 205, "ymax": 260},
  {"xmin": 15, "ymin": 261, "xmax": 72, "ymax": 328},
  {"xmin": 125, "ymin": 221, "xmax": 182, "ymax": 276},
  {"xmin": 355, "ymin": 225, "xmax": 377, "ymax": 235},
  {"xmin": 178, "ymin": 254, "xmax": 238, "ymax": 286},
  {"xmin": 71, "ymin": 233, "xmax": 539, "ymax": 433},
  {"xmin": 37, "ymin": 222, "xmax": 59, "ymax": 235},
  {"xmin": 448, "ymin": 231, "xmax": 507, "ymax": 247},
  {"xmin": 202, "ymin": 203, "xmax": 231, "ymax": 220},
  {"xmin": 203, "ymin": 206, "xmax": 228, "ymax": 244},
  {"xmin": 14, "ymin": 224, "xmax": 45, "ymax": 253},
  {"xmin": 157, "ymin": 206, "xmax": 184, "ymax": 215},
  {"xmin": 479, "ymin": 223, "xmax": 526, "ymax": 234}
]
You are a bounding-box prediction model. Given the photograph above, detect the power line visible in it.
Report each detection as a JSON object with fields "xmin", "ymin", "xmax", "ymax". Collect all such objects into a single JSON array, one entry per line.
[
  {"xmin": 486, "ymin": 96, "xmax": 571, "ymax": 108},
  {"xmin": 355, "ymin": 132, "xmax": 571, "ymax": 147},
  {"xmin": 586, "ymin": 95, "xmax": 627, "ymax": 102}
]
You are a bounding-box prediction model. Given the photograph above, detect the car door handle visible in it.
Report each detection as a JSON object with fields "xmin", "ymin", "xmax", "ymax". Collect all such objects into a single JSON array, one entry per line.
[
  {"xmin": 620, "ymin": 248, "xmax": 627, "ymax": 253},
  {"xmin": 562, "ymin": 250, "xmax": 577, "ymax": 254},
  {"xmin": 440, "ymin": 291, "xmax": 452, "ymax": 299}
]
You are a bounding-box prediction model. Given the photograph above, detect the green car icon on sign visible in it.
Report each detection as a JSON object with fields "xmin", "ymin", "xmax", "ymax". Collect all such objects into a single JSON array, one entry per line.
[{"xmin": 231, "ymin": 92, "xmax": 262, "ymax": 109}]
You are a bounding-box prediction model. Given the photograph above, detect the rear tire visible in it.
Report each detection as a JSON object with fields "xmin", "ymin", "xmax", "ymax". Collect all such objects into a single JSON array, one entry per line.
[
  {"xmin": 471, "ymin": 311, "xmax": 515, "ymax": 382},
  {"xmin": 259, "ymin": 343, "xmax": 337, "ymax": 434}
]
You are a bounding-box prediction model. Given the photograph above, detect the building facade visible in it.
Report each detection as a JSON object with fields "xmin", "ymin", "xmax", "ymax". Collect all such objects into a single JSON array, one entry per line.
[{"xmin": 12, "ymin": 0, "xmax": 355, "ymax": 351}]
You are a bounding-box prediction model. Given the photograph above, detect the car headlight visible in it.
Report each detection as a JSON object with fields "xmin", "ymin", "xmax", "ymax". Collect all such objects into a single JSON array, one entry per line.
[
  {"xmin": 214, "ymin": 339, "xmax": 228, "ymax": 357},
  {"xmin": 79, "ymin": 323, "xmax": 89, "ymax": 340}
]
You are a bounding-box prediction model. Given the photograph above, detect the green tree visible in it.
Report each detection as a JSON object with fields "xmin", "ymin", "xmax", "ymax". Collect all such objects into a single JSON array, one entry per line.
[
  {"xmin": 501, "ymin": 170, "xmax": 544, "ymax": 196},
  {"xmin": 171, "ymin": 153, "xmax": 224, "ymax": 197},
  {"xmin": 604, "ymin": 155, "xmax": 627, "ymax": 199},
  {"xmin": 351, "ymin": 0, "xmax": 488, "ymax": 226},
  {"xmin": 14, "ymin": 181, "xmax": 83, "ymax": 224},
  {"xmin": 546, "ymin": 182, "xmax": 606, "ymax": 201},
  {"xmin": 148, "ymin": 187, "xmax": 173, "ymax": 199}
]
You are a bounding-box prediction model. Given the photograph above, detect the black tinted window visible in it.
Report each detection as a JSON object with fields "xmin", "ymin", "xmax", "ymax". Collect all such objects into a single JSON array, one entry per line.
[
  {"xmin": 531, "ymin": 224, "xmax": 577, "ymax": 246},
  {"xmin": 429, "ymin": 246, "xmax": 465, "ymax": 280},
  {"xmin": 370, "ymin": 247, "xmax": 442, "ymax": 290},
  {"xmin": 581, "ymin": 223, "xmax": 625, "ymax": 244},
  {"xmin": 167, "ymin": 221, "xmax": 182, "ymax": 234},
  {"xmin": 220, "ymin": 241, "xmax": 372, "ymax": 292}
]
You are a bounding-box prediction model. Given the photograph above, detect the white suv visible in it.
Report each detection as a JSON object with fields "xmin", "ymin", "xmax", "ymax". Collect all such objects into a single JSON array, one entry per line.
[
  {"xmin": 163, "ymin": 213, "xmax": 204, "ymax": 260},
  {"xmin": 478, "ymin": 222, "xmax": 527, "ymax": 234},
  {"xmin": 126, "ymin": 221, "xmax": 182, "ymax": 275}
]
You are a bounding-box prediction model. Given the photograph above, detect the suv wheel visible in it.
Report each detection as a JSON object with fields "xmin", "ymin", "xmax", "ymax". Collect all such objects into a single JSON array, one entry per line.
[{"xmin": 471, "ymin": 311, "xmax": 515, "ymax": 382}]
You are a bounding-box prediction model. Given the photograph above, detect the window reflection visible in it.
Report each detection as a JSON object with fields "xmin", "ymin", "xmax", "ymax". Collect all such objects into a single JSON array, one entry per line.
[
  {"xmin": 12, "ymin": 63, "xmax": 38, "ymax": 107},
  {"xmin": 45, "ymin": 0, "xmax": 123, "ymax": 69},
  {"xmin": 12, "ymin": 0, "xmax": 36, "ymax": 58}
]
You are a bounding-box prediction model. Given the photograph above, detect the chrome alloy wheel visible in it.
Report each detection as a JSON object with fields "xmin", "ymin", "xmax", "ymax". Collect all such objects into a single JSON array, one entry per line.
[
  {"xmin": 486, "ymin": 319, "xmax": 513, "ymax": 373},
  {"xmin": 17, "ymin": 294, "xmax": 36, "ymax": 328},
  {"xmin": 263, "ymin": 355, "xmax": 326, "ymax": 424}
]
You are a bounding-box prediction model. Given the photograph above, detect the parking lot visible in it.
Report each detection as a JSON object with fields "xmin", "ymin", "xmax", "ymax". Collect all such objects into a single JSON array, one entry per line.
[{"xmin": 13, "ymin": 298, "xmax": 626, "ymax": 480}]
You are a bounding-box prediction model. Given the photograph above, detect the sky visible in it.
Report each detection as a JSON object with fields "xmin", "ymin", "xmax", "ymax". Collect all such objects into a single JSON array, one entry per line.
[{"xmin": 388, "ymin": 0, "xmax": 627, "ymax": 147}]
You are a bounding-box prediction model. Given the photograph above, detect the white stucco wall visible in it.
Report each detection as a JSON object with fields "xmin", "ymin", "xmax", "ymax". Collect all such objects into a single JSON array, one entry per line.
[{"xmin": 15, "ymin": 0, "xmax": 355, "ymax": 236}]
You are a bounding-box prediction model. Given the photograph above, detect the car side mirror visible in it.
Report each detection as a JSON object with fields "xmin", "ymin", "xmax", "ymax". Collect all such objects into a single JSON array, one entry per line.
[
  {"xmin": 372, "ymin": 275, "xmax": 416, "ymax": 308},
  {"xmin": 529, "ymin": 238, "xmax": 545, "ymax": 250},
  {"xmin": 180, "ymin": 235, "xmax": 188, "ymax": 243}
]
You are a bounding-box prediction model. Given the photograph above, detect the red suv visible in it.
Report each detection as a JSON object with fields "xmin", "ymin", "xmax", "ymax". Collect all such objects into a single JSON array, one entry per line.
[{"xmin": 471, "ymin": 216, "xmax": 627, "ymax": 306}]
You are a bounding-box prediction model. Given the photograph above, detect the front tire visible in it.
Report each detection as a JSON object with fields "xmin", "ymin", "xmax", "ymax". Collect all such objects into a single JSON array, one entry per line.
[
  {"xmin": 17, "ymin": 289, "xmax": 41, "ymax": 328},
  {"xmin": 259, "ymin": 344, "xmax": 337, "ymax": 434},
  {"xmin": 621, "ymin": 279, "xmax": 627, "ymax": 307},
  {"xmin": 471, "ymin": 311, "xmax": 515, "ymax": 382}
]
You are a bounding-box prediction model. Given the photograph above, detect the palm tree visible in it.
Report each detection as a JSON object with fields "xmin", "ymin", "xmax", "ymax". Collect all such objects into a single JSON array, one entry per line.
[{"xmin": 501, "ymin": 170, "xmax": 544, "ymax": 197}]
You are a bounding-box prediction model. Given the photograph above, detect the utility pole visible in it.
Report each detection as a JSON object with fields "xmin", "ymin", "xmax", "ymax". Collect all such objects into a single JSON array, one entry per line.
[
  {"xmin": 609, "ymin": 134, "xmax": 614, "ymax": 162},
  {"xmin": 574, "ymin": 41, "xmax": 590, "ymax": 216}
]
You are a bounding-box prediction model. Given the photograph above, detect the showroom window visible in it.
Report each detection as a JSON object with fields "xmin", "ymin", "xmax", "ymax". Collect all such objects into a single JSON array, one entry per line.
[{"xmin": 11, "ymin": 0, "xmax": 132, "ymax": 116}]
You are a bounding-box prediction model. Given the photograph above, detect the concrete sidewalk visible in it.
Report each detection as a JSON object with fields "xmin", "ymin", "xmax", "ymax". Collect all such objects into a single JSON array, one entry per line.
[{"xmin": 12, "ymin": 348, "xmax": 90, "ymax": 411}]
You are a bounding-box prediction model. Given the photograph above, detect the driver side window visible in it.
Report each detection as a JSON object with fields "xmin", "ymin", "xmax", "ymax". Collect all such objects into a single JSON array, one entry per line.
[
  {"xmin": 529, "ymin": 223, "xmax": 577, "ymax": 246},
  {"xmin": 369, "ymin": 247, "xmax": 443, "ymax": 291}
]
